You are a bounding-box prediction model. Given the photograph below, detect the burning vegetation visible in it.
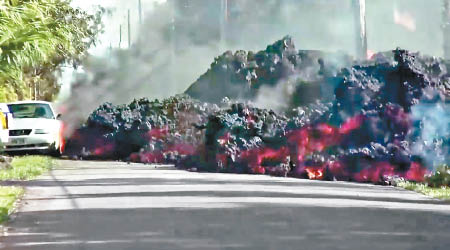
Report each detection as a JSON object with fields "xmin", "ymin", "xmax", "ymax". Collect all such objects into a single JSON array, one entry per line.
[{"xmin": 64, "ymin": 37, "xmax": 449, "ymax": 185}]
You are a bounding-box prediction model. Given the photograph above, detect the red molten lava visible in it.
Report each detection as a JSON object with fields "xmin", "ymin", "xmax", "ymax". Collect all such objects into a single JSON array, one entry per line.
[
  {"xmin": 146, "ymin": 126, "xmax": 169, "ymax": 140},
  {"xmin": 241, "ymin": 147, "xmax": 289, "ymax": 175},
  {"xmin": 59, "ymin": 122, "xmax": 66, "ymax": 154},
  {"xmin": 287, "ymin": 115, "xmax": 365, "ymax": 170},
  {"xmin": 93, "ymin": 143, "xmax": 115, "ymax": 156},
  {"xmin": 227, "ymin": 114, "xmax": 368, "ymax": 178},
  {"xmin": 367, "ymin": 49, "xmax": 376, "ymax": 60},
  {"xmin": 405, "ymin": 162, "xmax": 428, "ymax": 182},
  {"xmin": 353, "ymin": 162, "xmax": 395, "ymax": 183},
  {"xmin": 339, "ymin": 114, "xmax": 365, "ymax": 134},
  {"xmin": 305, "ymin": 167, "xmax": 325, "ymax": 180},
  {"xmin": 130, "ymin": 151, "xmax": 164, "ymax": 164}
]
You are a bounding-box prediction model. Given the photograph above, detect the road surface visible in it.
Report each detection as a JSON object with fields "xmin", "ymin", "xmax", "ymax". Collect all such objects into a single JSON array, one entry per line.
[{"xmin": 1, "ymin": 160, "xmax": 449, "ymax": 250}]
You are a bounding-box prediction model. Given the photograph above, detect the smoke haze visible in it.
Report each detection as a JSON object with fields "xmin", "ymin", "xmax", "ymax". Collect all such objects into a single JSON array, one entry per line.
[{"xmin": 61, "ymin": 0, "xmax": 446, "ymax": 125}]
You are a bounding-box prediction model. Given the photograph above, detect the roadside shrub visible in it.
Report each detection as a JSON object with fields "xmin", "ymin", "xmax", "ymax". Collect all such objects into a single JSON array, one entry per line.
[{"xmin": 426, "ymin": 165, "xmax": 450, "ymax": 187}]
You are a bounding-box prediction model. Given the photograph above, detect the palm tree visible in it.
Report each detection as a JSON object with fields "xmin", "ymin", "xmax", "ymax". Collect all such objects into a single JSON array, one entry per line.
[{"xmin": 0, "ymin": 0, "xmax": 103, "ymax": 102}]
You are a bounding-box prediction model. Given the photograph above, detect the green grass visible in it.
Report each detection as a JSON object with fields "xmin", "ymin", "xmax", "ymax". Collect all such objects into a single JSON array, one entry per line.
[
  {"xmin": 0, "ymin": 156, "xmax": 56, "ymax": 224},
  {"xmin": 0, "ymin": 156, "xmax": 55, "ymax": 181},
  {"xmin": 397, "ymin": 181, "xmax": 450, "ymax": 200},
  {"xmin": 0, "ymin": 187, "xmax": 24, "ymax": 223}
]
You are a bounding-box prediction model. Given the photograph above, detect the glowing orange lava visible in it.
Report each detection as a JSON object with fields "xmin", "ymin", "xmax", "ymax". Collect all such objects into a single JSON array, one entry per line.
[{"xmin": 305, "ymin": 167, "xmax": 324, "ymax": 180}]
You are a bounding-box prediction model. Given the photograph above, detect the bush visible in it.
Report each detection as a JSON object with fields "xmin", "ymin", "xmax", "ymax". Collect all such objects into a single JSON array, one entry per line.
[{"xmin": 426, "ymin": 165, "xmax": 450, "ymax": 187}]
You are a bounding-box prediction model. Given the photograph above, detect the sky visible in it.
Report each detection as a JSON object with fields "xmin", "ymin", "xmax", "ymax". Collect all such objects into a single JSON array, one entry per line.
[
  {"xmin": 71, "ymin": 0, "xmax": 167, "ymax": 54},
  {"xmin": 70, "ymin": 0, "xmax": 445, "ymax": 57}
]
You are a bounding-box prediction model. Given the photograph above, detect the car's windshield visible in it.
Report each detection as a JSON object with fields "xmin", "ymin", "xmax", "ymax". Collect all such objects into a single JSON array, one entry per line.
[{"xmin": 8, "ymin": 103, "xmax": 54, "ymax": 119}]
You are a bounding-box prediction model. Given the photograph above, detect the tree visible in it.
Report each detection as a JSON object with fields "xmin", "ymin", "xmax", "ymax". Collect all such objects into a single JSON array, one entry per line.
[{"xmin": 0, "ymin": 0, "xmax": 103, "ymax": 102}]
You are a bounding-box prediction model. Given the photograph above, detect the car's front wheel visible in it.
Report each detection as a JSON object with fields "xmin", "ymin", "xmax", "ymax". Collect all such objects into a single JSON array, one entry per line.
[{"xmin": 49, "ymin": 142, "xmax": 61, "ymax": 157}]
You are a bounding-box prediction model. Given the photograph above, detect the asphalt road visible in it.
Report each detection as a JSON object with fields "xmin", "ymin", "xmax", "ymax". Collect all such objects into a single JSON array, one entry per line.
[{"xmin": 1, "ymin": 160, "xmax": 449, "ymax": 250}]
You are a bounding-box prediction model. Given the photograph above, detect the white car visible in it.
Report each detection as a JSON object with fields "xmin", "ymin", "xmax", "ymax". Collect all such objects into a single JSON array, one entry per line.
[
  {"xmin": 1, "ymin": 101, "xmax": 64, "ymax": 155},
  {"xmin": 0, "ymin": 103, "xmax": 9, "ymax": 143}
]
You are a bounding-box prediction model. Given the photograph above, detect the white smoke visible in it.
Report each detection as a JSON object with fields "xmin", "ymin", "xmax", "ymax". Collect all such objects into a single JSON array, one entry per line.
[
  {"xmin": 251, "ymin": 78, "xmax": 297, "ymax": 113},
  {"xmin": 411, "ymin": 102, "xmax": 450, "ymax": 169},
  {"xmin": 394, "ymin": 8, "xmax": 417, "ymax": 32}
]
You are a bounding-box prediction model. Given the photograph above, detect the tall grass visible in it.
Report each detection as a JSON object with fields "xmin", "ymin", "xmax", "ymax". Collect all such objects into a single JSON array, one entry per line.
[
  {"xmin": 0, "ymin": 186, "xmax": 24, "ymax": 223},
  {"xmin": 0, "ymin": 156, "xmax": 55, "ymax": 181}
]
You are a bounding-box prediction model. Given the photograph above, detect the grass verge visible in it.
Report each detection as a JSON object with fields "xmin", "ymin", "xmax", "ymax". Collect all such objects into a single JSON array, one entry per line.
[
  {"xmin": 1, "ymin": 156, "xmax": 55, "ymax": 224},
  {"xmin": 0, "ymin": 187, "xmax": 24, "ymax": 223},
  {"xmin": 0, "ymin": 156, "xmax": 55, "ymax": 181},
  {"xmin": 397, "ymin": 181, "xmax": 450, "ymax": 200}
]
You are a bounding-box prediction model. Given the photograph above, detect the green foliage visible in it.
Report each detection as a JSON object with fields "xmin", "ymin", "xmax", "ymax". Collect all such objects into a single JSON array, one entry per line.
[
  {"xmin": 0, "ymin": 0, "xmax": 103, "ymax": 102},
  {"xmin": 0, "ymin": 186, "xmax": 24, "ymax": 223},
  {"xmin": 426, "ymin": 165, "xmax": 450, "ymax": 188},
  {"xmin": 0, "ymin": 155, "xmax": 55, "ymax": 180}
]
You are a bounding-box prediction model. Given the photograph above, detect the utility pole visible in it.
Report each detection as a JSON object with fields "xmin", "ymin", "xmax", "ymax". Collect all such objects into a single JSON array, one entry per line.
[
  {"xmin": 220, "ymin": 0, "xmax": 228, "ymax": 51},
  {"xmin": 353, "ymin": 0, "xmax": 368, "ymax": 60},
  {"xmin": 170, "ymin": 0, "xmax": 176, "ymax": 89},
  {"xmin": 109, "ymin": 42, "xmax": 113, "ymax": 61},
  {"xmin": 128, "ymin": 9, "xmax": 131, "ymax": 48},
  {"xmin": 138, "ymin": 0, "xmax": 143, "ymax": 24},
  {"xmin": 444, "ymin": 0, "xmax": 450, "ymax": 60},
  {"xmin": 119, "ymin": 24, "xmax": 122, "ymax": 48}
]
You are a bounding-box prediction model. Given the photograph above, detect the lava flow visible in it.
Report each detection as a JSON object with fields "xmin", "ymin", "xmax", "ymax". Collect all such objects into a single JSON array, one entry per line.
[{"xmin": 63, "ymin": 37, "xmax": 449, "ymax": 185}]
